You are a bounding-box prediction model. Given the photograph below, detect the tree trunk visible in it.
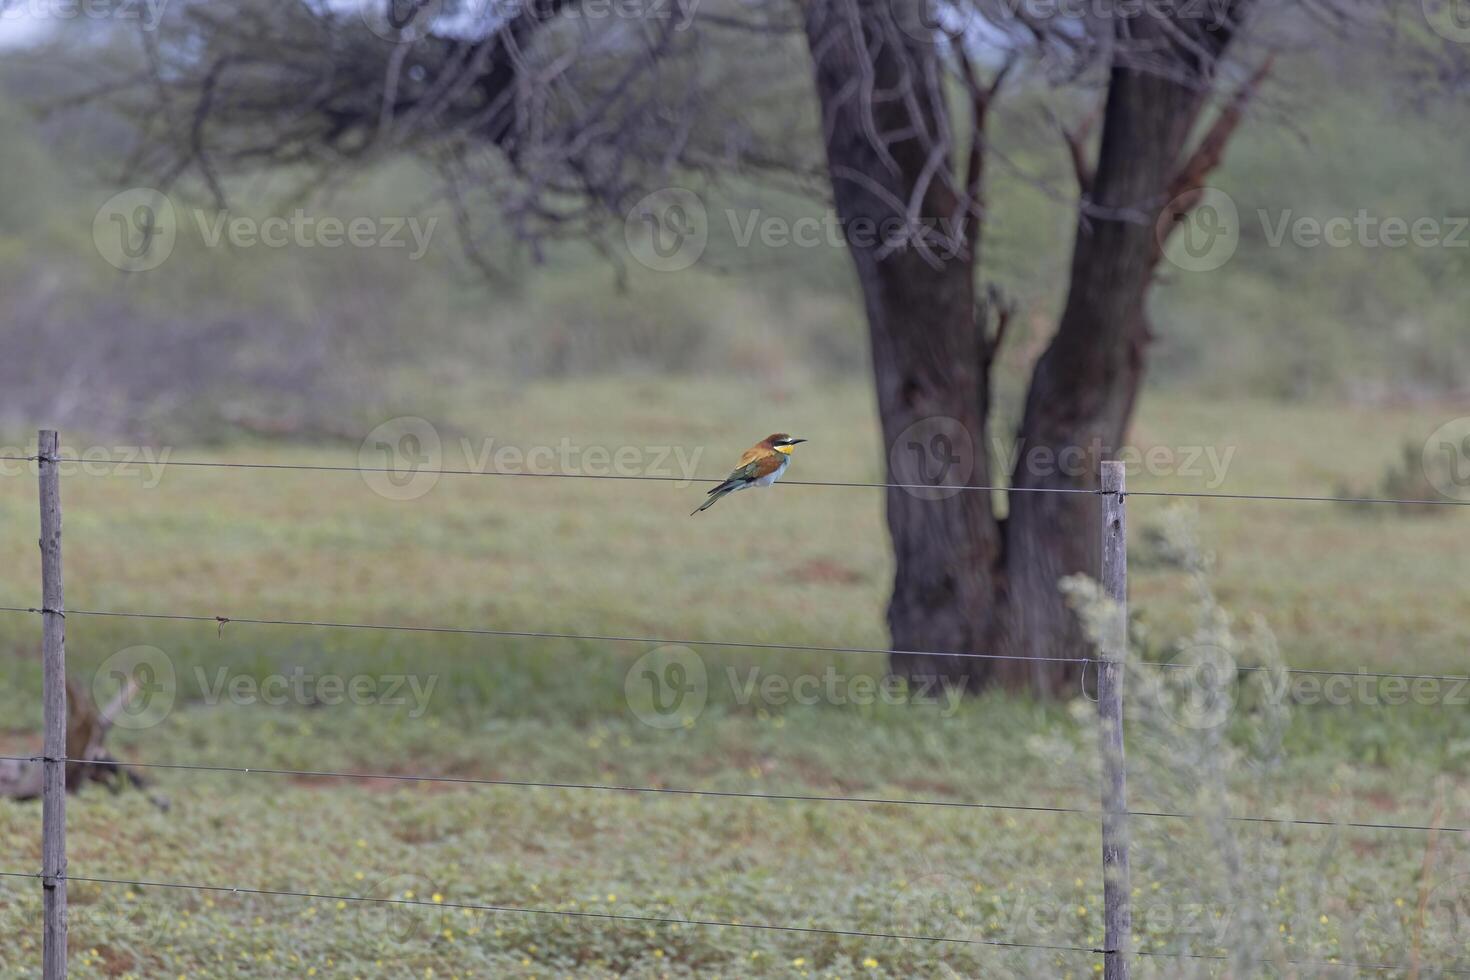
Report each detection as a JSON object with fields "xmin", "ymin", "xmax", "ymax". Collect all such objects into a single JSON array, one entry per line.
[
  {"xmin": 1002, "ymin": 16, "xmax": 1245, "ymax": 693},
  {"xmin": 803, "ymin": 1, "xmax": 1251, "ymax": 693},
  {"xmin": 802, "ymin": 0, "xmax": 1003, "ymax": 687}
]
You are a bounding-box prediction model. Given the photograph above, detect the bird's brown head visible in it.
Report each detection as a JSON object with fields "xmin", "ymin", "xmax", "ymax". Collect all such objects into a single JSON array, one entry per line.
[{"xmin": 763, "ymin": 433, "xmax": 808, "ymax": 455}]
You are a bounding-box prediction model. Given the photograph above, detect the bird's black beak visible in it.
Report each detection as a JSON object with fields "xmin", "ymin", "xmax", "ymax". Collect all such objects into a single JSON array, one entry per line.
[{"xmin": 789, "ymin": 438, "xmax": 808, "ymax": 445}]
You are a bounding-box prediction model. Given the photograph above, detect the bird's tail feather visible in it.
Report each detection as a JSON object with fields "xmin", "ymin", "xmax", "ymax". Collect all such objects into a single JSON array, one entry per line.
[{"xmin": 691, "ymin": 485, "xmax": 735, "ymax": 515}]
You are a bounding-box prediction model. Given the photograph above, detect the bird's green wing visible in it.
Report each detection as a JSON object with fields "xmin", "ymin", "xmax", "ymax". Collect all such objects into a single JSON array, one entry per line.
[
  {"xmin": 728, "ymin": 460, "xmax": 764, "ymax": 482},
  {"xmin": 707, "ymin": 459, "xmax": 763, "ymax": 496}
]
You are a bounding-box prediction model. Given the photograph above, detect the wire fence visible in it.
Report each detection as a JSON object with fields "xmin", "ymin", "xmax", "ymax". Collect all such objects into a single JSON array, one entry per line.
[
  {"xmin": 2, "ymin": 752, "xmax": 1466, "ymax": 836},
  {"xmin": 4, "ymin": 438, "xmax": 1469, "ymax": 977},
  {"xmin": 5, "ymin": 450, "xmax": 1470, "ymax": 506},
  {"xmin": 4, "ymin": 603, "xmax": 1467, "ymax": 682}
]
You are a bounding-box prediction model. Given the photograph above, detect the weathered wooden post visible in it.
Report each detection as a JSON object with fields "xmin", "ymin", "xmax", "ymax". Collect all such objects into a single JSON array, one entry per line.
[
  {"xmin": 39, "ymin": 430, "xmax": 68, "ymax": 979},
  {"xmin": 1098, "ymin": 460, "xmax": 1131, "ymax": 980}
]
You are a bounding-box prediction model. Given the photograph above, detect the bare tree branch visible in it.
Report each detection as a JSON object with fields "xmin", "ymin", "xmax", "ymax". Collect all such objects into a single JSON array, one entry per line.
[{"xmin": 1168, "ymin": 53, "xmax": 1275, "ymax": 206}]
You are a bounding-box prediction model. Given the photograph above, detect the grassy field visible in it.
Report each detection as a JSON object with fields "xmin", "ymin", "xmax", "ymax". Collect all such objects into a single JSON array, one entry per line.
[{"xmin": 1, "ymin": 380, "xmax": 1470, "ymax": 978}]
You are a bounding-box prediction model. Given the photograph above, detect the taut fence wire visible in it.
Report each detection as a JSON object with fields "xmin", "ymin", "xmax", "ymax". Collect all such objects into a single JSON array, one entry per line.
[{"xmin": 3, "ymin": 451, "xmax": 1470, "ymax": 506}]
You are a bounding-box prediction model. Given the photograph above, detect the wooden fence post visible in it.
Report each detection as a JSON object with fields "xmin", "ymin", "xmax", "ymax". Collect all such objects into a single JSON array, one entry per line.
[
  {"xmin": 1098, "ymin": 460, "xmax": 1131, "ymax": 980},
  {"xmin": 39, "ymin": 430, "xmax": 68, "ymax": 980}
]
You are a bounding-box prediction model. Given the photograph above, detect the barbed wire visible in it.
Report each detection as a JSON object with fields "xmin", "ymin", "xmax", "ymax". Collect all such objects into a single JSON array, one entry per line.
[
  {"xmin": 0, "ymin": 869, "xmax": 1107, "ymax": 955},
  {"xmin": 4, "ymin": 452, "xmax": 1469, "ymax": 506},
  {"xmin": 4, "ymin": 755, "xmax": 1465, "ymax": 835}
]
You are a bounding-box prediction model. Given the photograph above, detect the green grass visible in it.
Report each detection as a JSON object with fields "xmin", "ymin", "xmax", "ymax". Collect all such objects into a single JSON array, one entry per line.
[{"xmin": 2, "ymin": 380, "xmax": 1470, "ymax": 977}]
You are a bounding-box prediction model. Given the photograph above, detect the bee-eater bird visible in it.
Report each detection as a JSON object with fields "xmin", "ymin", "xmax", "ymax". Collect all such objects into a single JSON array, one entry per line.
[{"xmin": 691, "ymin": 433, "xmax": 808, "ymax": 515}]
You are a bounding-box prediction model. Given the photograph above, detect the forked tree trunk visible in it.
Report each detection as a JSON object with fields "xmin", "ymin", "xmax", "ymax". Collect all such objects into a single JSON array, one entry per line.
[
  {"xmin": 803, "ymin": 0, "xmax": 1251, "ymax": 693},
  {"xmin": 1002, "ymin": 17, "xmax": 1245, "ymax": 692}
]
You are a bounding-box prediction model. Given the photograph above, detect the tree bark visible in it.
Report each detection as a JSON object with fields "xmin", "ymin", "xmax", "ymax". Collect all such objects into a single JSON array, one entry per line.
[
  {"xmin": 802, "ymin": 0, "xmax": 1003, "ymax": 687},
  {"xmin": 803, "ymin": 0, "xmax": 1253, "ymax": 693},
  {"xmin": 1002, "ymin": 13, "xmax": 1247, "ymax": 692}
]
